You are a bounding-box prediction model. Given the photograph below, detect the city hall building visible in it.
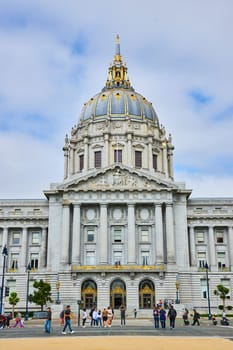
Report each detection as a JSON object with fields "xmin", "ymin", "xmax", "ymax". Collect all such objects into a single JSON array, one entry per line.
[{"xmin": 1, "ymin": 36, "xmax": 233, "ymax": 315}]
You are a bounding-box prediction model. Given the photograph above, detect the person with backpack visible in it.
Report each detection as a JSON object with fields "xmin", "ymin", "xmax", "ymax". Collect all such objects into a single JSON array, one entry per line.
[{"xmin": 167, "ymin": 304, "xmax": 177, "ymax": 329}]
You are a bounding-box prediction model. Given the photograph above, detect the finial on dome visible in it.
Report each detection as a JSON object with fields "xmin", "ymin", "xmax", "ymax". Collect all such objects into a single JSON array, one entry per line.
[{"xmin": 115, "ymin": 34, "xmax": 120, "ymax": 55}]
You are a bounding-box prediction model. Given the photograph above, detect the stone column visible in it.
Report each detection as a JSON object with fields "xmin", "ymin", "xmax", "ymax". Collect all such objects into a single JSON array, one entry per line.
[
  {"xmin": 2, "ymin": 227, "xmax": 8, "ymax": 246},
  {"xmin": 84, "ymin": 137, "xmax": 89, "ymax": 171},
  {"xmin": 228, "ymin": 226, "xmax": 233, "ymax": 269},
  {"xmin": 61, "ymin": 203, "xmax": 70, "ymax": 264},
  {"xmin": 99, "ymin": 204, "xmax": 108, "ymax": 264},
  {"xmin": 155, "ymin": 204, "xmax": 164, "ymax": 263},
  {"xmin": 208, "ymin": 226, "xmax": 216, "ymax": 268},
  {"xmin": 40, "ymin": 227, "xmax": 47, "ymax": 268},
  {"xmin": 189, "ymin": 226, "xmax": 196, "ymax": 266},
  {"xmin": 72, "ymin": 203, "xmax": 81, "ymax": 265},
  {"xmin": 148, "ymin": 137, "xmax": 153, "ymax": 170},
  {"xmin": 20, "ymin": 227, "xmax": 27, "ymax": 268},
  {"xmin": 104, "ymin": 133, "xmax": 109, "ymax": 167},
  {"xmin": 127, "ymin": 133, "xmax": 132, "ymax": 167},
  {"xmin": 69, "ymin": 146, "xmax": 74, "ymax": 175},
  {"xmin": 162, "ymin": 142, "xmax": 168, "ymax": 177},
  {"xmin": 127, "ymin": 204, "xmax": 136, "ymax": 264},
  {"xmin": 64, "ymin": 149, "xmax": 69, "ymax": 179},
  {"xmin": 165, "ymin": 204, "xmax": 175, "ymax": 263}
]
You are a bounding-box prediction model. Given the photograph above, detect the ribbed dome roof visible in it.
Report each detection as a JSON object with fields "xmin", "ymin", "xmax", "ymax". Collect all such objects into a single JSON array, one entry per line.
[
  {"xmin": 80, "ymin": 88, "xmax": 158, "ymax": 122},
  {"xmin": 79, "ymin": 35, "xmax": 159, "ymax": 125}
]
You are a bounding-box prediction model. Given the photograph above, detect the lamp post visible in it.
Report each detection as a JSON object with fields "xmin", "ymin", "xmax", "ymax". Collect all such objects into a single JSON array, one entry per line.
[
  {"xmin": 175, "ymin": 275, "xmax": 180, "ymax": 304},
  {"xmin": 55, "ymin": 275, "xmax": 61, "ymax": 304},
  {"xmin": 77, "ymin": 299, "xmax": 81, "ymax": 326},
  {"xmin": 204, "ymin": 262, "xmax": 212, "ymax": 320},
  {"xmin": 0, "ymin": 245, "xmax": 8, "ymax": 315},
  {"xmin": 24, "ymin": 263, "xmax": 31, "ymax": 321}
]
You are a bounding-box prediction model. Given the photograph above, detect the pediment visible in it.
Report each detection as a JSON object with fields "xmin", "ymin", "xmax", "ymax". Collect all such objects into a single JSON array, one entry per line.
[{"xmin": 59, "ymin": 165, "xmax": 176, "ymax": 193}]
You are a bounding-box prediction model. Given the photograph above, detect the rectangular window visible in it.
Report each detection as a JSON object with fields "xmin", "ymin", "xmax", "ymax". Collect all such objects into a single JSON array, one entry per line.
[
  {"xmin": 196, "ymin": 231, "xmax": 205, "ymax": 243},
  {"xmin": 32, "ymin": 232, "xmax": 40, "ymax": 245},
  {"xmin": 113, "ymin": 251, "xmax": 122, "ymax": 265},
  {"xmin": 114, "ymin": 149, "xmax": 122, "ymax": 163},
  {"xmin": 87, "ymin": 230, "xmax": 95, "ymax": 242},
  {"xmin": 7, "ymin": 279, "xmax": 16, "ymax": 293},
  {"xmin": 216, "ymin": 231, "xmax": 224, "ymax": 243},
  {"xmin": 142, "ymin": 251, "xmax": 149, "ymax": 265},
  {"xmin": 152, "ymin": 154, "xmax": 157, "ymax": 170},
  {"xmin": 94, "ymin": 151, "xmax": 101, "ymax": 168},
  {"xmin": 11, "ymin": 253, "xmax": 19, "ymax": 269},
  {"xmin": 201, "ymin": 279, "xmax": 208, "ymax": 299},
  {"xmin": 217, "ymin": 252, "xmax": 226, "ymax": 268},
  {"xmin": 141, "ymin": 229, "xmax": 149, "ymax": 242},
  {"xmin": 113, "ymin": 229, "xmax": 122, "ymax": 243},
  {"xmin": 12, "ymin": 232, "xmax": 20, "ymax": 245},
  {"xmin": 135, "ymin": 151, "xmax": 142, "ymax": 168},
  {"xmin": 79, "ymin": 154, "xmax": 84, "ymax": 171},
  {"xmin": 86, "ymin": 251, "xmax": 95, "ymax": 265},
  {"xmin": 197, "ymin": 251, "xmax": 206, "ymax": 268},
  {"xmin": 30, "ymin": 253, "xmax": 39, "ymax": 269}
]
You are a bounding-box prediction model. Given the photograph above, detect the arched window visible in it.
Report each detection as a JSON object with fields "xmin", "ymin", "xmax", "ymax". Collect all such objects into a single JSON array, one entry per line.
[
  {"xmin": 110, "ymin": 278, "xmax": 126, "ymax": 309},
  {"xmin": 81, "ymin": 279, "xmax": 97, "ymax": 309},
  {"xmin": 139, "ymin": 279, "xmax": 155, "ymax": 309}
]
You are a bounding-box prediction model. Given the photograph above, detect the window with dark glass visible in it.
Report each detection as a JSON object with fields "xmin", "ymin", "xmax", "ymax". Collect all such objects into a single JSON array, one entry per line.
[
  {"xmin": 94, "ymin": 151, "xmax": 101, "ymax": 168},
  {"xmin": 114, "ymin": 150, "xmax": 122, "ymax": 163},
  {"xmin": 30, "ymin": 254, "xmax": 39, "ymax": 269},
  {"xmin": 135, "ymin": 151, "xmax": 142, "ymax": 168},
  {"xmin": 153, "ymin": 154, "xmax": 157, "ymax": 170},
  {"xmin": 79, "ymin": 154, "xmax": 84, "ymax": 171}
]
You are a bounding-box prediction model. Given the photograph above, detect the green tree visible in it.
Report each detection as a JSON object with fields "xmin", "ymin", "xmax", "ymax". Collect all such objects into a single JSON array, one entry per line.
[
  {"xmin": 31, "ymin": 279, "xmax": 53, "ymax": 311},
  {"xmin": 214, "ymin": 284, "xmax": 229, "ymax": 311},
  {"xmin": 8, "ymin": 291, "xmax": 20, "ymax": 318}
]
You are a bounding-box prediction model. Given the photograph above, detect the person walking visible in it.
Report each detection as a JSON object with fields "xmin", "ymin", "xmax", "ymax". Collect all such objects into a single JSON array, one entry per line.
[
  {"xmin": 44, "ymin": 307, "xmax": 52, "ymax": 333},
  {"xmin": 192, "ymin": 309, "xmax": 200, "ymax": 326},
  {"xmin": 159, "ymin": 307, "xmax": 166, "ymax": 328},
  {"xmin": 120, "ymin": 304, "xmax": 126, "ymax": 326},
  {"xmin": 182, "ymin": 308, "xmax": 189, "ymax": 326},
  {"xmin": 62, "ymin": 305, "xmax": 75, "ymax": 334},
  {"xmin": 167, "ymin": 304, "xmax": 177, "ymax": 329},
  {"xmin": 153, "ymin": 306, "xmax": 160, "ymax": 328}
]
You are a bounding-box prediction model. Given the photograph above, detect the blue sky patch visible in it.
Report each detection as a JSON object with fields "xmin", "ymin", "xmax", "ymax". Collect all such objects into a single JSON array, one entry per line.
[{"xmin": 188, "ymin": 89, "xmax": 212, "ymax": 105}]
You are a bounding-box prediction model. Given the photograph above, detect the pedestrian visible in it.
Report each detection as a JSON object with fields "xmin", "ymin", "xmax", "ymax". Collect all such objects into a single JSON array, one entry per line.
[
  {"xmin": 192, "ymin": 309, "xmax": 200, "ymax": 326},
  {"xmin": 62, "ymin": 305, "xmax": 75, "ymax": 334},
  {"xmin": 6, "ymin": 312, "xmax": 12, "ymax": 328},
  {"xmin": 44, "ymin": 306, "xmax": 52, "ymax": 333},
  {"xmin": 60, "ymin": 310, "xmax": 64, "ymax": 326},
  {"xmin": 0, "ymin": 314, "xmax": 6, "ymax": 329},
  {"xmin": 92, "ymin": 307, "xmax": 98, "ymax": 327},
  {"xmin": 167, "ymin": 304, "xmax": 177, "ymax": 329},
  {"xmin": 134, "ymin": 308, "xmax": 137, "ymax": 319},
  {"xmin": 13, "ymin": 312, "xmax": 24, "ymax": 328},
  {"xmin": 89, "ymin": 306, "xmax": 95, "ymax": 327},
  {"xmin": 97, "ymin": 310, "xmax": 102, "ymax": 327},
  {"xmin": 107, "ymin": 306, "xmax": 113, "ymax": 327},
  {"xmin": 159, "ymin": 307, "xmax": 166, "ymax": 328},
  {"xmin": 153, "ymin": 306, "xmax": 160, "ymax": 328},
  {"xmin": 102, "ymin": 307, "xmax": 108, "ymax": 328},
  {"xmin": 119, "ymin": 304, "xmax": 126, "ymax": 326},
  {"xmin": 82, "ymin": 308, "xmax": 87, "ymax": 328},
  {"xmin": 182, "ymin": 308, "xmax": 189, "ymax": 326}
]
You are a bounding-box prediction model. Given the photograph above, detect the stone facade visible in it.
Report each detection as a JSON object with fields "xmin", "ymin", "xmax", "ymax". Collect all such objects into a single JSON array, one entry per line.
[{"xmin": 0, "ymin": 36, "xmax": 233, "ymax": 315}]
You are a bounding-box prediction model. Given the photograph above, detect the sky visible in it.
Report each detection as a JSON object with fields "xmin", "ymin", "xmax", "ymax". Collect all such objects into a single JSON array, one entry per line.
[{"xmin": 0, "ymin": 0, "xmax": 233, "ymax": 199}]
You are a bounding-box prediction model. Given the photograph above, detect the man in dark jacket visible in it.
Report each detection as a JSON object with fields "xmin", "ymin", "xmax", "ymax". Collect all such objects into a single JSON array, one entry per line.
[{"xmin": 167, "ymin": 304, "xmax": 177, "ymax": 329}]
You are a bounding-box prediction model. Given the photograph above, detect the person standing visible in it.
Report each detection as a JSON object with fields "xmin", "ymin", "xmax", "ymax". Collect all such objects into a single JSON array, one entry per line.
[
  {"xmin": 62, "ymin": 305, "xmax": 75, "ymax": 334},
  {"xmin": 182, "ymin": 308, "xmax": 189, "ymax": 326},
  {"xmin": 192, "ymin": 309, "xmax": 200, "ymax": 326},
  {"xmin": 45, "ymin": 307, "xmax": 52, "ymax": 333},
  {"xmin": 167, "ymin": 304, "xmax": 177, "ymax": 329},
  {"xmin": 134, "ymin": 308, "xmax": 137, "ymax": 319},
  {"xmin": 159, "ymin": 307, "xmax": 166, "ymax": 328},
  {"xmin": 97, "ymin": 310, "xmax": 102, "ymax": 327},
  {"xmin": 107, "ymin": 306, "xmax": 113, "ymax": 327},
  {"xmin": 13, "ymin": 312, "xmax": 24, "ymax": 328},
  {"xmin": 120, "ymin": 304, "xmax": 126, "ymax": 326},
  {"xmin": 102, "ymin": 308, "xmax": 108, "ymax": 328},
  {"xmin": 82, "ymin": 308, "xmax": 87, "ymax": 328},
  {"xmin": 153, "ymin": 306, "xmax": 160, "ymax": 328}
]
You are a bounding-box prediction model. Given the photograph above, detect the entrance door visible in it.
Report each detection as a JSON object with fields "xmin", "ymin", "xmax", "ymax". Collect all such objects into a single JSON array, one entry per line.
[
  {"xmin": 114, "ymin": 294, "xmax": 123, "ymax": 309},
  {"xmin": 143, "ymin": 294, "xmax": 152, "ymax": 309},
  {"xmin": 85, "ymin": 294, "xmax": 94, "ymax": 309}
]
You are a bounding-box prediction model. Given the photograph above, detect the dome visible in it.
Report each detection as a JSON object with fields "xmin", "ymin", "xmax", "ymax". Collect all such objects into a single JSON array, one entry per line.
[
  {"xmin": 79, "ymin": 35, "xmax": 159, "ymax": 125},
  {"xmin": 80, "ymin": 88, "xmax": 158, "ymax": 123}
]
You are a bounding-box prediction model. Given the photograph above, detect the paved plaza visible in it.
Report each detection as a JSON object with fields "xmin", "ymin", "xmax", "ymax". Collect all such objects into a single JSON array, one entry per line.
[{"xmin": 1, "ymin": 318, "xmax": 233, "ymax": 349}]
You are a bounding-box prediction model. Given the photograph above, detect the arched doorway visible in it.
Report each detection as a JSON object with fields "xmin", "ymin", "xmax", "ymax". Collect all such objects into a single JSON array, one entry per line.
[
  {"xmin": 139, "ymin": 279, "xmax": 155, "ymax": 309},
  {"xmin": 110, "ymin": 278, "xmax": 126, "ymax": 309},
  {"xmin": 81, "ymin": 279, "xmax": 97, "ymax": 309}
]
